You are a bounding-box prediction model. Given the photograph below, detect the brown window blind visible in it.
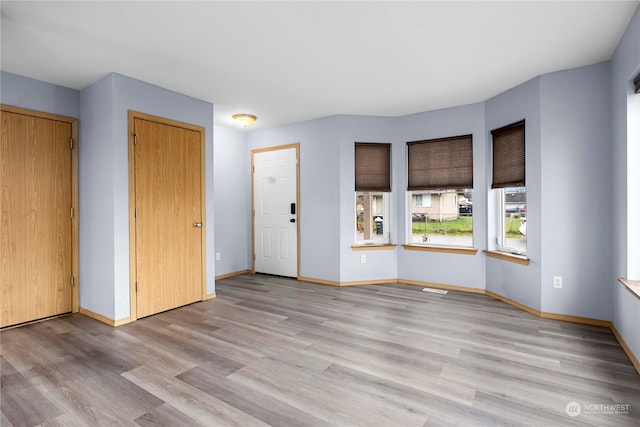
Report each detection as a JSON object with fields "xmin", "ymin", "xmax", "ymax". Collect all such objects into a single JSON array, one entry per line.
[
  {"xmin": 491, "ymin": 120, "xmax": 525, "ymax": 189},
  {"xmin": 407, "ymin": 134, "xmax": 473, "ymax": 191},
  {"xmin": 634, "ymin": 72, "xmax": 640, "ymax": 94},
  {"xmin": 355, "ymin": 142, "xmax": 391, "ymax": 192}
]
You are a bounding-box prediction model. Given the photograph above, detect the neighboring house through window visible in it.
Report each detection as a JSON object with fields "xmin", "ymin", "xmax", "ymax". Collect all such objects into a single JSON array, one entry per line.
[
  {"xmin": 414, "ymin": 193, "xmax": 431, "ymax": 208},
  {"xmin": 407, "ymin": 134, "xmax": 473, "ymax": 247}
]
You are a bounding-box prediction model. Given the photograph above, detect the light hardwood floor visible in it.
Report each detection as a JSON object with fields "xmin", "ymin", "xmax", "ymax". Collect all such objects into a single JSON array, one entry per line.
[{"xmin": 1, "ymin": 274, "xmax": 639, "ymax": 426}]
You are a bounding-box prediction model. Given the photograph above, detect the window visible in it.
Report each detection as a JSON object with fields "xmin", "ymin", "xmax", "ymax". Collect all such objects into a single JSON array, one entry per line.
[
  {"xmin": 356, "ymin": 192, "xmax": 390, "ymax": 243},
  {"xmin": 407, "ymin": 134, "xmax": 473, "ymax": 247},
  {"xmin": 627, "ymin": 71, "xmax": 640, "ymax": 278},
  {"xmin": 491, "ymin": 120, "xmax": 526, "ymax": 255},
  {"xmin": 495, "ymin": 187, "xmax": 527, "ymax": 254},
  {"xmin": 355, "ymin": 142, "xmax": 391, "ymax": 244},
  {"xmin": 414, "ymin": 193, "xmax": 431, "ymax": 207}
]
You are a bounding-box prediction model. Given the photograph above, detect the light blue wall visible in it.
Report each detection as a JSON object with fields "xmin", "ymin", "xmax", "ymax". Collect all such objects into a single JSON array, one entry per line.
[
  {"xmin": 81, "ymin": 73, "xmax": 214, "ymax": 321},
  {"xmin": 485, "ymin": 78, "xmax": 542, "ymax": 310},
  {"xmin": 79, "ymin": 75, "xmax": 117, "ymax": 318},
  {"xmin": 245, "ymin": 105, "xmax": 488, "ymax": 288},
  {"xmin": 3, "ymin": 71, "xmax": 215, "ymax": 322},
  {"xmin": 214, "ymin": 124, "xmax": 250, "ymax": 276},
  {"xmin": 539, "ymin": 62, "xmax": 613, "ymax": 320},
  {"xmin": 4, "ymin": 6, "xmax": 639, "ymax": 368},
  {"xmin": 611, "ymin": 6, "xmax": 640, "ymax": 365},
  {"xmin": 0, "ymin": 71, "xmax": 80, "ymax": 118},
  {"xmin": 247, "ymin": 117, "xmax": 341, "ymax": 282},
  {"xmin": 337, "ymin": 115, "xmax": 398, "ymax": 282},
  {"xmin": 244, "ymin": 66, "xmax": 619, "ymax": 327},
  {"xmin": 396, "ymin": 103, "xmax": 487, "ymax": 289}
]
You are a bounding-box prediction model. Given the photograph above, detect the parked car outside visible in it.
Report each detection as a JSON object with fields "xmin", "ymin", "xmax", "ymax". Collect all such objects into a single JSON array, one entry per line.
[{"xmin": 459, "ymin": 201, "xmax": 472, "ymax": 216}]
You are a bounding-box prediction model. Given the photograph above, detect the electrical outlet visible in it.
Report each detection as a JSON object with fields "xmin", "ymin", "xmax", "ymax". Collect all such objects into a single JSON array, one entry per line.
[
  {"xmin": 361, "ymin": 255, "xmax": 366, "ymax": 264},
  {"xmin": 215, "ymin": 252, "xmax": 221, "ymax": 261},
  {"xmin": 553, "ymin": 276, "xmax": 562, "ymax": 289}
]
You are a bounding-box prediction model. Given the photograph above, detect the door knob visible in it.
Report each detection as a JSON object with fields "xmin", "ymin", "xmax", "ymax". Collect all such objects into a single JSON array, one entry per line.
[{"xmin": 193, "ymin": 222, "xmax": 203, "ymax": 228}]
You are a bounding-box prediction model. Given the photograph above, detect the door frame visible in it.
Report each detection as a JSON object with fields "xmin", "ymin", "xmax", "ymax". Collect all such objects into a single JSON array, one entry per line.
[
  {"xmin": 128, "ymin": 110, "xmax": 206, "ymax": 321},
  {"xmin": 251, "ymin": 143, "xmax": 300, "ymax": 278},
  {"xmin": 0, "ymin": 104, "xmax": 80, "ymax": 317}
]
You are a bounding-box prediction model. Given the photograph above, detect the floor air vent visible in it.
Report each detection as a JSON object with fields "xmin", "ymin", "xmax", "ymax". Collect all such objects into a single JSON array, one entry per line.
[{"xmin": 422, "ymin": 287, "xmax": 448, "ymax": 294}]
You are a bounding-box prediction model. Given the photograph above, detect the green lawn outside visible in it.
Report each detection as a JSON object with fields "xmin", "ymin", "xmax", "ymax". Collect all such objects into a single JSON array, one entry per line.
[
  {"xmin": 412, "ymin": 217, "xmax": 472, "ymax": 236},
  {"xmin": 411, "ymin": 216, "xmax": 524, "ymax": 238},
  {"xmin": 505, "ymin": 217, "xmax": 524, "ymax": 238}
]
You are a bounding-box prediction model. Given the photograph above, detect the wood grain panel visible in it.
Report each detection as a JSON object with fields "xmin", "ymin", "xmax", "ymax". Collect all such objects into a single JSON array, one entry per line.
[
  {"xmin": 2, "ymin": 274, "xmax": 639, "ymax": 425},
  {"xmin": 177, "ymin": 364, "xmax": 331, "ymax": 427},
  {"xmin": 1, "ymin": 109, "xmax": 73, "ymax": 327},
  {"xmin": 123, "ymin": 365, "xmax": 270, "ymax": 426},
  {"xmin": 133, "ymin": 118, "xmax": 203, "ymax": 318}
]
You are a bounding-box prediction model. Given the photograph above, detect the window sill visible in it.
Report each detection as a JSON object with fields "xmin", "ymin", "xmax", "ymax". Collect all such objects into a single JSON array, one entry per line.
[
  {"xmin": 402, "ymin": 244, "xmax": 478, "ymax": 255},
  {"xmin": 618, "ymin": 278, "xmax": 640, "ymax": 300},
  {"xmin": 351, "ymin": 244, "xmax": 397, "ymax": 251},
  {"xmin": 484, "ymin": 250, "xmax": 530, "ymax": 266}
]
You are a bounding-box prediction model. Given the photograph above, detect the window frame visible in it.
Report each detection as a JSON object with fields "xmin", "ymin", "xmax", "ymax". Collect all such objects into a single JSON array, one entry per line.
[
  {"xmin": 355, "ymin": 191, "xmax": 391, "ymax": 245},
  {"xmin": 407, "ymin": 189, "xmax": 474, "ymax": 249},
  {"xmin": 491, "ymin": 121, "xmax": 527, "ymax": 257},
  {"xmin": 354, "ymin": 141, "xmax": 392, "ymax": 246},
  {"xmin": 494, "ymin": 187, "xmax": 527, "ymax": 256},
  {"xmin": 405, "ymin": 134, "xmax": 474, "ymax": 249}
]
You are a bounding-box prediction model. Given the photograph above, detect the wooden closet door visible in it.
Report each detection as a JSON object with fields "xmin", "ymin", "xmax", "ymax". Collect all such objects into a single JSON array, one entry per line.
[
  {"xmin": 133, "ymin": 118, "xmax": 203, "ymax": 318},
  {"xmin": 1, "ymin": 110, "xmax": 73, "ymax": 327}
]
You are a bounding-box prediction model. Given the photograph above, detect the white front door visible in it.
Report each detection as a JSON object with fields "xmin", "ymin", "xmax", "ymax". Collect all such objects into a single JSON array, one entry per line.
[{"xmin": 253, "ymin": 146, "xmax": 298, "ymax": 277}]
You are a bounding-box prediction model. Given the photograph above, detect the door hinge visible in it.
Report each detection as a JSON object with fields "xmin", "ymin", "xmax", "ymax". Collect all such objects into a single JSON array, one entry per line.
[
  {"xmin": 70, "ymin": 276, "xmax": 75, "ymax": 288},
  {"xmin": 135, "ymin": 208, "xmax": 138, "ymax": 218},
  {"xmin": 134, "ymin": 134, "xmax": 138, "ymax": 145},
  {"xmin": 70, "ymin": 138, "xmax": 74, "ymax": 150},
  {"xmin": 70, "ymin": 207, "xmax": 74, "ymax": 219},
  {"xmin": 135, "ymin": 282, "xmax": 138, "ymax": 292}
]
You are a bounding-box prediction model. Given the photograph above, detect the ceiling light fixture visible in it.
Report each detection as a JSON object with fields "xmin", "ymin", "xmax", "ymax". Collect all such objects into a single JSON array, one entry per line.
[{"xmin": 232, "ymin": 113, "xmax": 257, "ymax": 127}]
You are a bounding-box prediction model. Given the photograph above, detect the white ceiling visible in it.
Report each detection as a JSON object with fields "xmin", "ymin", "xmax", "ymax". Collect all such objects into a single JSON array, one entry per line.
[{"xmin": 1, "ymin": 1, "xmax": 638, "ymax": 131}]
